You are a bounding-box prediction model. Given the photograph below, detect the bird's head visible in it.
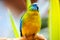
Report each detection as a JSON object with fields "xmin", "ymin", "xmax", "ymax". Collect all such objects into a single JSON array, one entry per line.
[{"xmin": 29, "ymin": 4, "xmax": 39, "ymax": 11}]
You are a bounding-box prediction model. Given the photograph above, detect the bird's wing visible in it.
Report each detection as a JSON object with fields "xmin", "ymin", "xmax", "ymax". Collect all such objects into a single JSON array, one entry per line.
[
  {"xmin": 20, "ymin": 12, "xmax": 25, "ymax": 31},
  {"xmin": 20, "ymin": 17, "xmax": 23, "ymax": 36},
  {"xmin": 20, "ymin": 13, "xmax": 25, "ymax": 36},
  {"xmin": 20, "ymin": 18, "xmax": 22, "ymax": 32}
]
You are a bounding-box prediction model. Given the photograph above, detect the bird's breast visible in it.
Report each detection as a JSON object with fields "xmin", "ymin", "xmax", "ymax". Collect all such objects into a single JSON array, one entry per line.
[{"xmin": 22, "ymin": 11, "xmax": 41, "ymax": 36}]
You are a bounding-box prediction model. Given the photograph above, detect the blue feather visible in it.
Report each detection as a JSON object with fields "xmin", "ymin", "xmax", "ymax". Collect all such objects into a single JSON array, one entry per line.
[
  {"xmin": 20, "ymin": 19, "xmax": 22, "ymax": 31},
  {"xmin": 20, "ymin": 18, "xmax": 23, "ymax": 36},
  {"xmin": 29, "ymin": 4, "xmax": 39, "ymax": 11}
]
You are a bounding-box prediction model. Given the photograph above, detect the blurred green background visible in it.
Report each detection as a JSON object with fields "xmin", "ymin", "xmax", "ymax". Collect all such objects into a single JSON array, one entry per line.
[
  {"xmin": 40, "ymin": 16, "xmax": 48, "ymax": 39},
  {"xmin": 41, "ymin": 17, "xmax": 48, "ymax": 29}
]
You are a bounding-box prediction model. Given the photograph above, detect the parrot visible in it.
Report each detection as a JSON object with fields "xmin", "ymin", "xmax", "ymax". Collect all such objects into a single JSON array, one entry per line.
[{"xmin": 20, "ymin": 4, "xmax": 41, "ymax": 37}]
